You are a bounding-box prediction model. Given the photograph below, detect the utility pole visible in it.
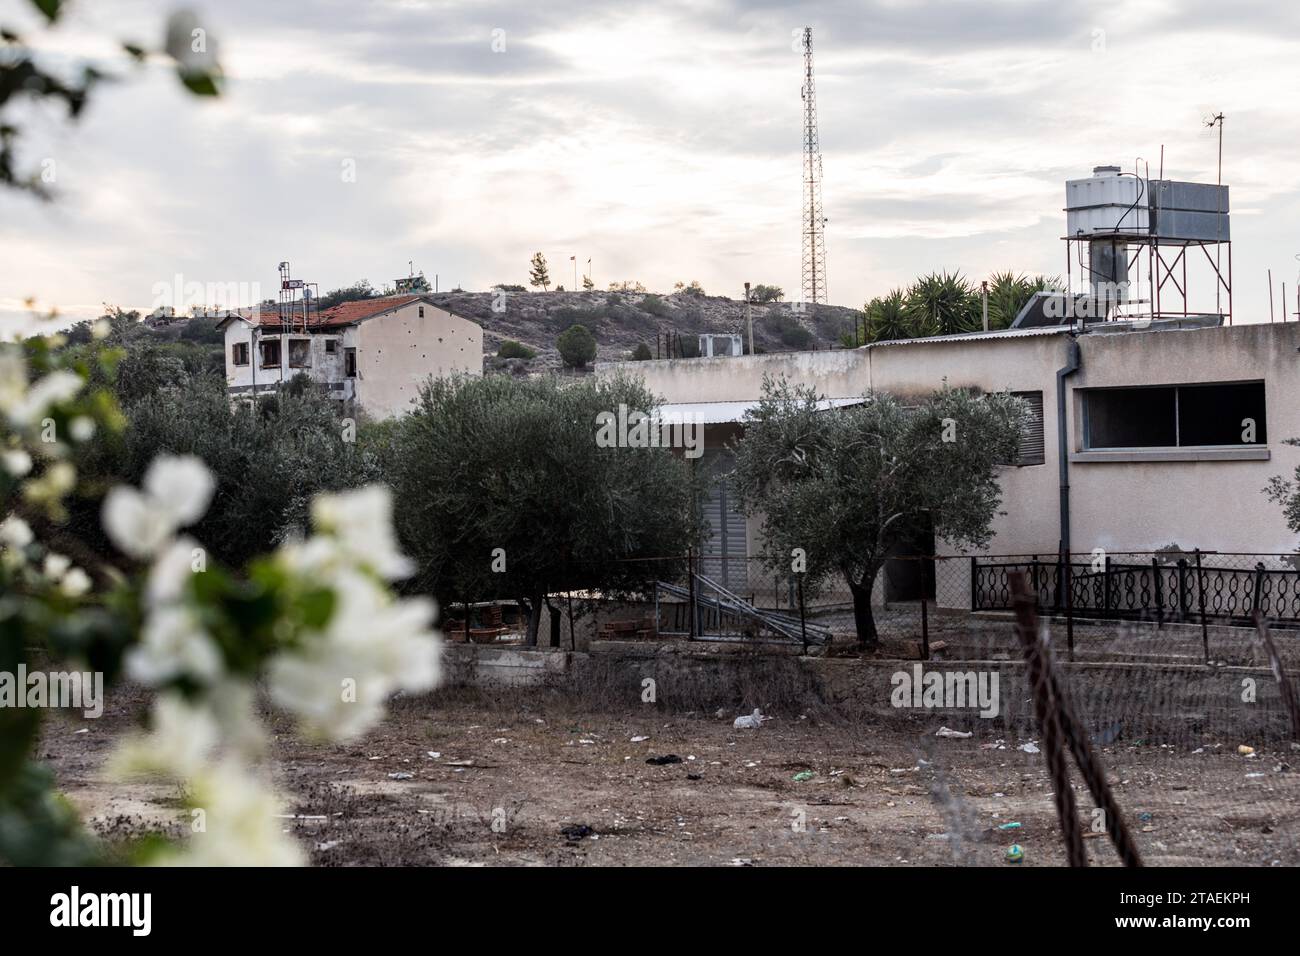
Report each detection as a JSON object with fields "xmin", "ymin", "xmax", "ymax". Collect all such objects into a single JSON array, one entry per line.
[
  {"xmin": 800, "ymin": 27, "xmax": 828, "ymax": 307},
  {"xmin": 981, "ymin": 280, "xmax": 990, "ymax": 332},
  {"xmin": 744, "ymin": 282, "xmax": 754, "ymax": 355},
  {"xmin": 1205, "ymin": 112, "xmax": 1225, "ymax": 313}
]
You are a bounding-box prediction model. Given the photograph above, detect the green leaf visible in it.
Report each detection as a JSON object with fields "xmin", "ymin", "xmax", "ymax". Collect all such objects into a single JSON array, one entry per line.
[
  {"xmin": 179, "ymin": 69, "xmax": 220, "ymax": 97},
  {"xmin": 29, "ymin": 0, "xmax": 61, "ymax": 24}
]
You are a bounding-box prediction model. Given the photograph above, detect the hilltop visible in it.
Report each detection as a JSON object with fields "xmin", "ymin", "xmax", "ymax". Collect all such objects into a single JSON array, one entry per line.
[{"xmin": 422, "ymin": 290, "xmax": 865, "ymax": 371}]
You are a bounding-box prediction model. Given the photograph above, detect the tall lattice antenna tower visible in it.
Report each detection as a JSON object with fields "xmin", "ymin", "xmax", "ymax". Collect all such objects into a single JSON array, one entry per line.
[{"xmin": 800, "ymin": 26, "xmax": 828, "ymax": 306}]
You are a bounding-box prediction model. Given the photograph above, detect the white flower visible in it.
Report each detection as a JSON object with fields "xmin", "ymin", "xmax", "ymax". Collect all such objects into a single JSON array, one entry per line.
[
  {"xmin": 59, "ymin": 567, "xmax": 92, "ymax": 597},
  {"xmin": 1, "ymin": 449, "xmax": 31, "ymax": 477},
  {"xmin": 146, "ymin": 536, "xmax": 201, "ymax": 607},
  {"xmin": 69, "ymin": 416, "xmax": 96, "ymax": 442},
  {"xmin": 311, "ymin": 485, "xmax": 413, "ymax": 580},
  {"xmin": 91, "ymin": 318, "xmax": 111, "ymax": 340},
  {"xmin": 126, "ymin": 605, "xmax": 223, "ymax": 685},
  {"xmin": 157, "ymin": 759, "xmax": 303, "ymax": 867},
  {"xmin": 109, "ymin": 693, "xmax": 220, "ymax": 781},
  {"xmin": 103, "ymin": 486, "xmax": 175, "ymax": 559},
  {"xmin": 144, "ymin": 455, "xmax": 215, "ymax": 527},
  {"xmin": 9, "ymin": 370, "xmax": 83, "ymax": 426},
  {"xmin": 43, "ymin": 551, "xmax": 72, "ymax": 580},
  {"xmin": 0, "ymin": 515, "xmax": 33, "ymax": 549}
]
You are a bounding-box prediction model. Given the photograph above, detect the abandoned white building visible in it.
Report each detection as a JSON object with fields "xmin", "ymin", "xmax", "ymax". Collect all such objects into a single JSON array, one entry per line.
[
  {"xmin": 598, "ymin": 319, "xmax": 1300, "ymax": 610},
  {"xmin": 218, "ymin": 294, "xmax": 482, "ymax": 419}
]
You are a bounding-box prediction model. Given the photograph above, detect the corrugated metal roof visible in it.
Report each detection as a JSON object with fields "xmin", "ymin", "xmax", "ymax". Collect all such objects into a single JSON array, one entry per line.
[
  {"xmin": 865, "ymin": 325, "xmax": 1072, "ymax": 348},
  {"xmin": 654, "ymin": 396, "xmax": 864, "ymax": 424}
]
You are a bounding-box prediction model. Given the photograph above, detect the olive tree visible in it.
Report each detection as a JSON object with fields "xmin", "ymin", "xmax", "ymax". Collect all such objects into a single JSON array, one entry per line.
[
  {"xmin": 730, "ymin": 377, "xmax": 1026, "ymax": 648},
  {"xmin": 387, "ymin": 373, "xmax": 696, "ymax": 644}
]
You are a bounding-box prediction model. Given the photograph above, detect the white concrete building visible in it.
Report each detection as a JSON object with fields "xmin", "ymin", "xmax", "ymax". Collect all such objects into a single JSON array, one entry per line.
[
  {"xmin": 597, "ymin": 319, "xmax": 1300, "ymax": 609},
  {"xmin": 218, "ymin": 294, "xmax": 482, "ymax": 419}
]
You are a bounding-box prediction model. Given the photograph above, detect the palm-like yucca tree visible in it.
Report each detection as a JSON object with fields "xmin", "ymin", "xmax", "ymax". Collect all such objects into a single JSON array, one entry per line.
[
  {"xmin": 864, "ymin": 289, "xmax": 910, "ymax": 342},
  {"xmin": 903, "ymin": 271, "xmax": 980, "ymax": 336},
  {"xmin": 985, "ymin": 272, "xmax": 1064, "ymax": 329}
]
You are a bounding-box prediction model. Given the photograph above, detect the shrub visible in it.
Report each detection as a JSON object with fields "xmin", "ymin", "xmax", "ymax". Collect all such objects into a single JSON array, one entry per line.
[
  {"xmin": 497, "ymin": 340, "xmax": 536, "ymax": 360},
  {"xmin": 641, "ymin": 294, "xmax": 669, "ymax": 317},
  {"xmin": 632, "ymin": 342, "xmax": 653, "ymax": 361},
  {"xmin": 557, "ymin": 324, "xmax": 598, "ymax": 368}
]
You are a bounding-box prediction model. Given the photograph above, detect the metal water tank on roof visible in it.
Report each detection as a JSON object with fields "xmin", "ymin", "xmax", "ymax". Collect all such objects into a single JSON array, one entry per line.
[
  {"xmin": 1148, "ymin": 179, "xmax": 1230, "ymax": 242},
  {"xmin": 1065, "ymin": 166, "xmax": 1149, "ymax": 236}
]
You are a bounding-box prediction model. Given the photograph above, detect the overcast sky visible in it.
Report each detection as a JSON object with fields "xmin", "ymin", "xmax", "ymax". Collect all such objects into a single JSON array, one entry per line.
[{"xmin": 3, "ymin": 0, "xmax": 1299, "ymax": 336}]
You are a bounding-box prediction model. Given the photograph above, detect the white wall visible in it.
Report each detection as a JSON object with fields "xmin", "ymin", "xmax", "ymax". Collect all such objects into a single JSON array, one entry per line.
[
  {"xmin": 354, "ymin": 301, "xmax": 483, "ymax": 418},
  {"xmin": 600, "ymin": 322, "xmax": 1300, "ymax": 608}
]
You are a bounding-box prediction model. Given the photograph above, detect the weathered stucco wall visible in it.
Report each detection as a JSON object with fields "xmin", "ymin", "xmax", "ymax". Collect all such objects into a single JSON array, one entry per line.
[
  {"xmin": 355, "ymin": 302, "xmax": 483, "ymax": 418},
  {"xmin": 600, "ymin": 323, "xmax": 1300, "ymax": 610}
]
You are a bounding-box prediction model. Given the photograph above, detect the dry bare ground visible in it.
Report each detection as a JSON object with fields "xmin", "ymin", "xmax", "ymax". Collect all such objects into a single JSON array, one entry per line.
[{"xmin": 40, "ymin": 681, "xmax": 1300, "ymax": 867}]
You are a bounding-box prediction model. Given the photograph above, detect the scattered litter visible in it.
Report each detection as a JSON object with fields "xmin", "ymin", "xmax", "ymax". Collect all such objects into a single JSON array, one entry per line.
[
  {"xmin": 792, "ymin": 771, "xmax": 815, "ymax": 782},
  {"xmin": 1005, "ymin": 844, "xmax": 1024, "ymax": 864},
  {"xmin": 73, "ymin": 728, "xmax": 89, "ymax": 735},
  {"xmin": 630, "ymin": 735, "xmax": 650, "ymax": 743},
  {"xmin": 426, "ymin": 751, "xmax": 441, "ymax": 759},
  {"xmin": 561, "ymin": 824, "xmax": 593, "ymax": 841},
  {"xmin": 445, "ymin": 759, "xmax": 475, "ymax": 767},
  {"xmin": 935, "ymin": 727, "xmax": 972, "ymax": 739},
  {"xmin": 492, "ymin": 737, "xmax": 509, "ymax": 744},
  {"xmin": 367, "ymin": 755, "xmax": 384, "ymax": 761},
  {"xmin": 579, "ymin": 739, "xmax": 596, "ymax": 745},
  {"xmin": 1137, "ymin": 812, "xmax": 1153, "ymax": 822},
  {"xmin": 646, "ymin": 754, "xmax": 683, "ymax": 765},
  {"xmin": 1237, "ymin": 745, "xmax": 1255, "ymax": 756},
  {"xmin": 729, "ymin": 857, "xmax": 754, "ymax": 866},
  {"xmin": 316, "ymin": 840, "xmax": 340, "ymax": 851},
  {"xmin": 734, "ymin": 708, "xmax": 768, "ymax": 730},
  {"xmin": 997, "ymin": 822, "xmax": 1022, "ymax": 831},
  {"xmin": 925, "ymin": 832, "xmax": 951, "ymax": 841},
  {"xmin": 1094, "ymin": 721, "xmax": 1125, "ymax": 745},
  {"xmin": 387, "ymin": 772, "xmax": 414, "ymax": 780},
  {"xmin": 687, "ymin": 773, "xmax": 702, "ymax": 781},
  {"xmin": 829, "ymin": 769, "xmax": 846, "ymax": 777},
  {"xmin": 1018, "ymin": 742, "xmax": 1041, "ymax": 754},
  {"xmin": 715, "ymin": 708, "xmax": 727, "ymax": 719},
  {"xmin": 1245, "ymin": 772, "xmax": 1265, "ymax": 779}
]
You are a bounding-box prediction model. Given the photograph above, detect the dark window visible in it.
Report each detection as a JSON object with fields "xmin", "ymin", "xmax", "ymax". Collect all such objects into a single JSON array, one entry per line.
[
  {"xmin": 345, "ymin": 347, "xmax": 356, "ymax": 378},
  {"xmin": 231, "ymin": 342, "xmax": 249, "ymax": 366},
  {"xmin": 325, "ymin": 340, "xmax": 337, "ymax": 354},
  {"xmin": 1011, "ymin": 391, "xmax": 1045, "ymax": 465},
  {"xmin": 259, "ymin": 339, "xmax": 281, "ymax": 368},
  {"xmin": 1084, "ymin": 381, "xmax": 1265, "ymax": 449},
  {"xmin": 418, "ymin": 306, "xmax": 425, "ymax": 318},
  {"xmin": 288, "ymin": 338, "xmax": 311, "ymax": 368}
]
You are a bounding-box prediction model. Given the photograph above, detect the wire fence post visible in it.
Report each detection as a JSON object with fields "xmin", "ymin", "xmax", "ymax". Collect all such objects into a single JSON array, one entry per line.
[
  {"xmin": 969, "ymin": 556, "xmax": 978, "ymax": 611},
  {"xmin": 1251, "ymin": 561, "xmax": 1266, "ymax": 619},
  {"xmin": 1152, "ymin": 557, "xmax": 1165, "ymax": 629},
  {"xmin": 1064, "ymin": 553, "xmax": 1075, "ymax": 662},
  {"xmin": 920, "ymin": 557, "xmax": 930, "ymax": 660},
  {"xmin": 1195, "ymin": 549, "xmax": 1210, "ymax": 664},
  {"xmin": 796, "ymin": 574, "xmax": 808, "ymax": 656},
  {"xmin": 687, "ymin": 546, "xmax": 697, "ymax": 640}
]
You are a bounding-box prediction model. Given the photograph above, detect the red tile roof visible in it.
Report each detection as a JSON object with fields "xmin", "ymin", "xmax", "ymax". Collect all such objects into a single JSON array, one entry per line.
[{"xmin": 234, "ymin": 294, "xmax": 424, "ymax": 331}]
